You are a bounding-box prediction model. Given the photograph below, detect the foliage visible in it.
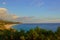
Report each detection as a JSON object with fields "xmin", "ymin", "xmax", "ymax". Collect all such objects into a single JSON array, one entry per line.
[{"xmin": 0, "ymin": 26, "xmax": 60, "ymax": 40}]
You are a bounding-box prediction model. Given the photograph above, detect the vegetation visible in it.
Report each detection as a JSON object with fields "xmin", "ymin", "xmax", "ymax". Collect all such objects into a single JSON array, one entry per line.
[
  {"xmin": 0, "ymin": 26, "xmax": 60, "ymax": 40},
  {"xmin": 0, "ymin": 20, "xmax": 21, "ymax": 30},
  {"xmin": 0, "ymin": 20, "xmax": 21, "ymax": 24},
  {"xmin": 0, "ymin": 20, "xmax": 60, "ymax": 40}
]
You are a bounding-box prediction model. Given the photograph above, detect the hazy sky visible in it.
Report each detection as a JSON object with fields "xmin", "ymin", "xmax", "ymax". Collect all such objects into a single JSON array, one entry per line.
[{"xmin": 0, "ymin": 0, "xmax": 60, "ymax": 23}]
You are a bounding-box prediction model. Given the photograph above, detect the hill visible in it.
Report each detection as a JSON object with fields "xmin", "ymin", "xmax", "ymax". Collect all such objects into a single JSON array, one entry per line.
[{"xmin": 0, "ymin": 20, "xmax": 22, "ymax": 30}]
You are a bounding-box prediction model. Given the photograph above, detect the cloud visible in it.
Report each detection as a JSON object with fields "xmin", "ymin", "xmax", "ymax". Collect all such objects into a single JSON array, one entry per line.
[
  {"xmin": 0, "ymin": 8, "xmax": 7, "ymax": 19},
  {"xmin": 0, "ymin": 8, "xmax": 7, "ymax": 13},
  {"xmin": 28, "ymin": 0, "xmax": 44, "ymax": 7},
  {"xmin": 0, "ymin": 8, "xmax": 60, "ymax": 23},
  {"xmin": 0, "ymin": 8, "xmax": 18, "ymax": 21},
  {"xmin": 12, "ymin": 15, "xmax": 19, "ymax": 19},
  {"xmin": 2, "ymin": 2, "xmax": 6, "ymax": 5},
  {"xmin": 21, "ymin": 0, "xmax": 44, "ymax": 7}
]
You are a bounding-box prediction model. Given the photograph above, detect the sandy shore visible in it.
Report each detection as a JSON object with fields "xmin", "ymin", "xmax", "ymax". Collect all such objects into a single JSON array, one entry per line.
[{"xmin": 4, "ymin": 24, "xmax": 16, "ymax": 29}]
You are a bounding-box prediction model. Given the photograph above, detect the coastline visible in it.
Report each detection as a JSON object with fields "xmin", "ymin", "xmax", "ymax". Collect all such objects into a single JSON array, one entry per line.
[{"xmin": 4, "ymin": 24, "xmax": 17, "ymax": 29}]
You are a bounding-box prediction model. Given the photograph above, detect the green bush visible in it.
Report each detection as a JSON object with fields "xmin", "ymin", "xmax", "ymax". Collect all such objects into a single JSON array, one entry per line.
[{"xmin": 0, "ymin": 26, "xmax": 60, "ymax": 40}]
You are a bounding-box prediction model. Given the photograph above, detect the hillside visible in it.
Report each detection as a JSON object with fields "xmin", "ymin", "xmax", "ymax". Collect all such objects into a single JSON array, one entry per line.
[{"xmin": 0, "ymin": 20, "xmax": 22, "ymax": 30}]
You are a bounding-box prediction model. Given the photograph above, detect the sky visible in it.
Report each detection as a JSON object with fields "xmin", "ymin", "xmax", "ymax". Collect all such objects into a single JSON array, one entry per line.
[{"xmin": 0, "ymin": 0, "xmax": 60, "ymax": 23}]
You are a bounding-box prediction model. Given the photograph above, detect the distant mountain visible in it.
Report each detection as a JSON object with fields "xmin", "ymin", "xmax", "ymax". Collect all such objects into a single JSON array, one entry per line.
[
  {"xmin": 16, "ymin": 17, "xmax": 60, "ymax": 23},
  {"xmin": 0, "ymin": 19, "xmax": 22, "ymax": 24},
  {"xmin": 0, "ymin": 8, "xmax": 60, "ymax": 23}
]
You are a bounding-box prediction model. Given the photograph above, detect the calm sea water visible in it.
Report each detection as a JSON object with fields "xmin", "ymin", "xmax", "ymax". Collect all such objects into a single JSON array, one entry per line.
[{"xmin": 12, "ymin": 23, "xmax": 60, "ymax": 31}]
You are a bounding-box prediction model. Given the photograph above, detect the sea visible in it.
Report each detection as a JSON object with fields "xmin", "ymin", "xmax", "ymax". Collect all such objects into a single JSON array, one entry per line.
[{"xmin": 12, "ymin": 23, "xmax": 60, "ymax": 32}]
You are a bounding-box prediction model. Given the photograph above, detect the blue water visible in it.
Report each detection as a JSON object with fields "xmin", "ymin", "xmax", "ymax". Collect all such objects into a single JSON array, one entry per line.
[{"xmin": 12, "ymin": 23, "xmax": 60, "ymax": 31}]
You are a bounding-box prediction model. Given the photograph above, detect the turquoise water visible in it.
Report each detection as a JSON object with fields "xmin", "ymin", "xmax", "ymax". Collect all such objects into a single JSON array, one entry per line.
[{"xmin": 12, "ymin": 23, "xmax": 60, "ymax": 31}]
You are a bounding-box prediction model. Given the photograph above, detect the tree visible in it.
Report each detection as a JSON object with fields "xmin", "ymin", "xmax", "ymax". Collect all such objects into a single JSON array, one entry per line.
[
  {"xmin": 20, "ymin": 36, "xmax": 25, "ymax": 40},
  {"xmin": 55, "ymin": 27, "xmax": 60, "ymax": 40},
  {"xmin": 26, "ymin": 29, "xmax": 39, "ymax": 40}
]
